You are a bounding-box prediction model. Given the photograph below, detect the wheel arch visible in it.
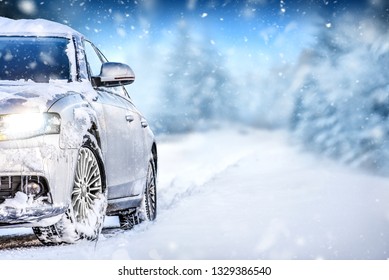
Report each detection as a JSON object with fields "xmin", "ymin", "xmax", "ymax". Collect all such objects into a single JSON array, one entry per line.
[{"xmin": 48, "ymin": 93, "xmax": 105, "ymax": 151}]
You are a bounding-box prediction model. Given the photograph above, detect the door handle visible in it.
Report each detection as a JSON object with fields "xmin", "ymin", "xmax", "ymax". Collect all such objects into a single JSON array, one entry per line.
[
  {"xmin": 141, "ymin": 120, "xmax": 148, "ymax": 128},
  {"xmin": 125, "ymin": 115, "xmax": 135, "ymax": 122}
]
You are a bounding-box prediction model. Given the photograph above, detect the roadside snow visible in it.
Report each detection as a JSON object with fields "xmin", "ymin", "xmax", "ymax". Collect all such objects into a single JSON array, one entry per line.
[{"xmin": 1, "ymin": 128, "xmax": 389, "ymax": 259}]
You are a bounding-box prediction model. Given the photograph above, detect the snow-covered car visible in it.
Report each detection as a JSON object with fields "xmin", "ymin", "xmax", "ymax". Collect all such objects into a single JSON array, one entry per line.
[{"xmin": 0, "ymin": 17, "xmax": 157, "ymax": 245}]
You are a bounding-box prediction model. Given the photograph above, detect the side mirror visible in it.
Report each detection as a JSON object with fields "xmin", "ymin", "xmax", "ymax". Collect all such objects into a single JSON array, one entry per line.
[{"xmin": 93, "ymin": 62, "xmax": 135, "ymax": 87}]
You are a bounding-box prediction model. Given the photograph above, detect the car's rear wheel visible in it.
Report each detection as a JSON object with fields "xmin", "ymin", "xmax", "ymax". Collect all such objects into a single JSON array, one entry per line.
[
  {"xmin": 119, "ymin": 158, "xmax": 157, "ymax": 229},
  {"xmin": 142, "ymin": 158, "xmax": 157, "ymax": 221},
  {"xmin": 33, "ymin": 136, "xmax": 107, "ymax": 245}
]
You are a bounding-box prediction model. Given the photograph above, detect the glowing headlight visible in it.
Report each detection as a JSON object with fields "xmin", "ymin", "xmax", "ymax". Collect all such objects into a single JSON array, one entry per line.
[{"xmin": 0, "ymin": 113, "xmax": 60, "ymax": 141}]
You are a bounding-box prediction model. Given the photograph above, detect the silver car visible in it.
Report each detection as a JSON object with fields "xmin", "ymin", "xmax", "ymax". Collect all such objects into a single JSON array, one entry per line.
[{"xmin": 0, "ymin": 18, "xmax": 157, "ymax": 245}]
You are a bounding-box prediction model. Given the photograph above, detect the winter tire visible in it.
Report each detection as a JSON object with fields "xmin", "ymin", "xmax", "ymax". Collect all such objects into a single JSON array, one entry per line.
[
  {"xmin": 33, "ymin": 135, "xmax": 107, "ymax": 245},
  {"xmin": 119, "ymin": 158, "xmax": 157, "ymax": 229}
]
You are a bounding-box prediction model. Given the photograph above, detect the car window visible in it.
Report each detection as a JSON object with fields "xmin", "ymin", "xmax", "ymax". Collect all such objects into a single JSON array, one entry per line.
[
  {"xmin": 111, "ymin": 85, "xmax": 130, "ymax": 97},
  {"xmin": 83, "ymin": 40, "xmax": 104, "ymax": 77},
  {"xmin": 0, "ymin": 36, "xmax": 70, "ymax": 83}
]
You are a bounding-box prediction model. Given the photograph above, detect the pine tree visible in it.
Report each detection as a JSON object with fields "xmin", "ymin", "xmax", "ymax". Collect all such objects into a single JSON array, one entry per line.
[
  {"xmin": 290, "ymin": 15, "xmax": 389, "ymax": 171},
  {"xmin": 156, "ymin": 20, "xmax": 236, "ymax": 133}
]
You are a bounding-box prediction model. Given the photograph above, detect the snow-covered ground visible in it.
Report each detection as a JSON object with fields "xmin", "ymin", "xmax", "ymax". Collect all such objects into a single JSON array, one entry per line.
[{"xmin": 1, "ymin": 128, "xmax": 389, "ymax": 259}]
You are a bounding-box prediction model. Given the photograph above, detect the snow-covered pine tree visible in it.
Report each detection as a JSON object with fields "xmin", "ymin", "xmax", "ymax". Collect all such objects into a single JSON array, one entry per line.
[
  {"xmin": 155, "ymin": 20, "xmax": 236, "ymax": 133},
  {"xmin": 290, "ymin": 15, "xmax": 389, "ymax": 171}
]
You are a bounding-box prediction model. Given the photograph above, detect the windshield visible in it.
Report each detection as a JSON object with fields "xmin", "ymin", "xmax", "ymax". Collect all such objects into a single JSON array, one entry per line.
[{"xmin": 0, "ymin": 37, "xmax": 70, "ymax": 83}]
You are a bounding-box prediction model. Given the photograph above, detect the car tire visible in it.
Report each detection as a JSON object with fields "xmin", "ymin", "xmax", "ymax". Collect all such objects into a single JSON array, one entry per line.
[
  {"xmin": 119, "ymin": 158, "xmax": 157, "ymax": 229},
  {"xmin": 33, "ymin": 134, "xmax": 107, "ymax": 245}
]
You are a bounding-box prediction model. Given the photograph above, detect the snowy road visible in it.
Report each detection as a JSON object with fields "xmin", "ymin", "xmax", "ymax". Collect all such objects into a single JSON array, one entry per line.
[{"xmin": 1, "ymin": 128, "xmax": 389, "ymax": 259}]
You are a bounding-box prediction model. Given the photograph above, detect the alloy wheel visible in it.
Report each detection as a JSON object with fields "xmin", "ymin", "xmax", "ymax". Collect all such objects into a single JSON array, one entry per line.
[{"xmin": 72, "ymin": 146, "xmax": 103, "ymax": 223}]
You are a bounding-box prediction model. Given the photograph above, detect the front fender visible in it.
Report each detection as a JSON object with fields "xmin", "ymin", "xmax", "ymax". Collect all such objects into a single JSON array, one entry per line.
[{"xmin": 48, "ymin": 93, "xmax": 102, "ymax": 149}]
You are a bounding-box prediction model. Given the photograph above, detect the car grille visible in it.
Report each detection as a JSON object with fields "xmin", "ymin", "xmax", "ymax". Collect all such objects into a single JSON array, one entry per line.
[
  {"xmin": 0, "ymin": 176, "xmax": 48, "ymax": 202},
  {"xmin": 0, "ymin": 176, "xmax": 21, "ymax": 199}
]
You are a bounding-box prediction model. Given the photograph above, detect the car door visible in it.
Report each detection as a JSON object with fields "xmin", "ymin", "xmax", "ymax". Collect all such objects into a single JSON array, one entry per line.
[
  {"xmin": 114, "ymin": 88, "xmax": 149, "ymax": 195},
  {"xmin": 83, "ymin": 40, "xmax": 135, "ymax": 199}
]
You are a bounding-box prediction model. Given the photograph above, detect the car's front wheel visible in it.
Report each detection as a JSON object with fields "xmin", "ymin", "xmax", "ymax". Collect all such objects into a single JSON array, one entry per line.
[{"xmin": 33, "ymin": 136, "xmax": 107, "ymax": 245}]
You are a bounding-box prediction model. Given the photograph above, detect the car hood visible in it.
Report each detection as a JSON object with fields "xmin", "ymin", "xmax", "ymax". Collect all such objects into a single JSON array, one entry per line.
[{"xmin": 0, "ymin": 81, "xmax": 86, "ymax": 114}]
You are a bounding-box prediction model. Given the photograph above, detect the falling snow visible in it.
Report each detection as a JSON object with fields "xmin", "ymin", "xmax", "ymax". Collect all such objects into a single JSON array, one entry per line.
[{"xmin": 0, "ymin": 0, "xmax": 389, "ymax": 260}]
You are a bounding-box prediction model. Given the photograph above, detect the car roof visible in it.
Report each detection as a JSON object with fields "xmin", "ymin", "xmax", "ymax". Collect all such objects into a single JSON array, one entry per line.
[{"xmin": 0, "ymin": 17, "xmax": 83, "ymax": 39}]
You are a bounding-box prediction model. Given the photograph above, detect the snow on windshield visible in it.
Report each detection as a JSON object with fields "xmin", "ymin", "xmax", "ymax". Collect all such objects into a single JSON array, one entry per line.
[
  {"xmin": 0, "ymin": 17, "xmax": 79, "ymax": 82},
  {"xmin": 0, "ymin": 37, "xmax": 70, "ymax": 83}
]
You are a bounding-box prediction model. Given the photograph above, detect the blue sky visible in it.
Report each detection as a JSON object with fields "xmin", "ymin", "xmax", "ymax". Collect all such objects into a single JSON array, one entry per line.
[
  {"xmin": 0, "ymin": 0, "xmax": 382, "ymax": 74},
  {"xmin": 65, "ymin": 0, "xmax": 373, "ymax": 62},
  {"xmin": 0, "ymin": 1, "xmax": 378, "ymax": 52},
  {"xmin": 0, "ymin": 1, "xmax": 372, "ymax": 35}
]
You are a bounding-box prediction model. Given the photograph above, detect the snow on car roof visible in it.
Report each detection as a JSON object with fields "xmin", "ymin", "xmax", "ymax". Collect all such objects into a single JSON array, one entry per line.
[{"xmin": 0, "ymin": 17, "xmax": 82, "ymax": 38}]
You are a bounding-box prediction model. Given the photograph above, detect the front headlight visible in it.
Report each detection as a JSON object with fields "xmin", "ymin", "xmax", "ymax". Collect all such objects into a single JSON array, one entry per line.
[{"xmin": 0, "ymin": 113, "xmax": 61, "ymax": 141}]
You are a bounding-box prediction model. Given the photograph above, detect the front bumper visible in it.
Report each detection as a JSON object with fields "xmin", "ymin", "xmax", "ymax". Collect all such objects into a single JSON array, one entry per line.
[
  {"xmin": 0, "ymin": 203, "xmax": 67, "ymax": 228},
  {"xmin": 0, "ymin": 134, "xmax": 77, "ymax": 227}
]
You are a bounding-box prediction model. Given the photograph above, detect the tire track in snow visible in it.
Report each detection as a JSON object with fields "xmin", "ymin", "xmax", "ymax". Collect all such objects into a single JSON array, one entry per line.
[
  {"xmin": 157, "ymin": 155, "xmax": 247, "ymax": 211},
  {"xmin": 0, "ymin": 233, "xmax": 42, "ymax": 250},
  {"xmin": 156, "ymin": 129, "xmax": 275, "ymax": 213}
]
